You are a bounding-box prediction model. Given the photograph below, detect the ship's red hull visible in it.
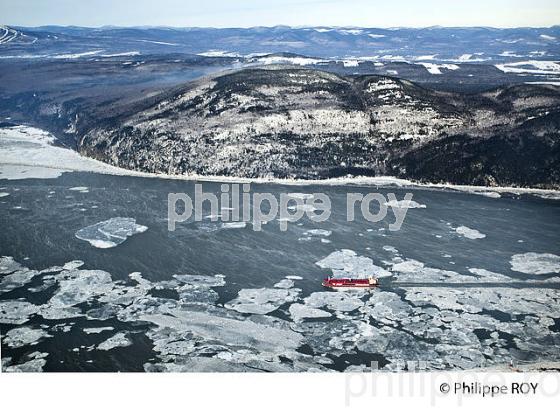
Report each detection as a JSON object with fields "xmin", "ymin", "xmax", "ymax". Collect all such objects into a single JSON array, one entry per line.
[{"xmin": 322, "ymin": 278, "xmax": 378, "ymax": 289}]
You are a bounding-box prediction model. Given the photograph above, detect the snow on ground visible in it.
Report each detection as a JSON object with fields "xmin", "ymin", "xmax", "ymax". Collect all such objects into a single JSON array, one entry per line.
[
  {"xmin": 470, "ymin": 190, "xmax": 501, "ymax": 198},
  {"xmin": 342, "ymin": 59, "xmax": 359, "ymax": 67},
  {"xmin": 495, "ymin": 61, "xmax": 560, "ymax": 75},
  {"xmin": 0, "ymin": 126, "xmax": 137, "ymax": 180},
  {"xmin": 532, "ymin": 191, "xmax": 560, "ymax": 200},
  {"xmin": 52, "ymin": 50, "xmax": 103, "ymax": 59},
  {"xmin": 1, "ymin": 127, "xmax": 557, "ymax": 200},
  {"xmin": 256, "ymin": 56, "xmax": 326, "ymax": 65},
  {"xmin": 414, "ymin": 55, "xmax": 437, "ymax": 61},
  {"xmin": 525, "ymin": 81, "xmax": 560, "ymax": 86},
  {"xmin": 418, "ymin": 62, "xmax": 459, "ymax": 75},
  {"xmin": 510, "ymin": 253, "xmax": 560, "ymax": 275},
  {"xmin": 451, "ymin": 53, "xmax": 488, "ymax": 63},
  {"xmin": 99, "ymin": 51, "xmax": 141, "ymax": 57},
  {"xmin": 197, "ymin": 50, "xmax": 241, "ymax": 57},
  {"xmin": 338, "ymin": 29, "xmax": 364, "ymax": 35},
  {"xmin": 136, "ymin": 39, "xmax": 178, "ymax": 46}
]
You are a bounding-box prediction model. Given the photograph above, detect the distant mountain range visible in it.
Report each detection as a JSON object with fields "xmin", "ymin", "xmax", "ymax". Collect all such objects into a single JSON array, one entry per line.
[
  {"xmin": 1, "ymin": 25, "xmax": 560, "ymax": 63},
  {"xmin": 1, "ymin": 25, "xmax": 559, "ymax": 188}
]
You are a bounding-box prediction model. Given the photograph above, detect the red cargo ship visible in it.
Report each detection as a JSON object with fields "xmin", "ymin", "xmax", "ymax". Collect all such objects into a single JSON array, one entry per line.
[{"xmin": 322, "ymin": 276, "xmax": 378, "ymax": 289}]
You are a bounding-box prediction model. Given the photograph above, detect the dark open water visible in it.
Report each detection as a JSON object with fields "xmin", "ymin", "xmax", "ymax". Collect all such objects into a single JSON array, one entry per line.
[{"xmin": 1, "ymin": 171, "xmax": 559, "ymax": 372}]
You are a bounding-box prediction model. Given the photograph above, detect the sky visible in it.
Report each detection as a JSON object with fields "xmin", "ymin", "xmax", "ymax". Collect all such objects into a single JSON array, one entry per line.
[{"xmin": 1, "ymin": 0, "xmax": 559, "ymax": 28}]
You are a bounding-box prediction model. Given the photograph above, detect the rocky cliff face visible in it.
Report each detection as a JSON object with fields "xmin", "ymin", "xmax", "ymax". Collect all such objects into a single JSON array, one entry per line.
[{"xmin": 79, "ymin": 67, "xmax": 560, "ymax": 188}]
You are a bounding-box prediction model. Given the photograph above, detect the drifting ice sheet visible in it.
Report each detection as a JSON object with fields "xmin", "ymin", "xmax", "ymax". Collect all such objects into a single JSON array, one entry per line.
[
  {"xmin": 510, "ymin": 253, "xmax": 560, "ymax": 275},
  {"xmin": 316, "ymin": 249, "xmax": 392, "ymax": 278},
  {"xmin": 454, "ymin": 226, "xmax": 486, "ymax": 239},
  {"xmin": 385, "ymin": 199, "xmax": 426, "ymax": 209},
  {"xmin": 97, "ymin": 332, "xmax": 132, "ymax": 351},
  {"xmin": 75, "ymin": 217, "xmax": 148, "ymax": 248}
]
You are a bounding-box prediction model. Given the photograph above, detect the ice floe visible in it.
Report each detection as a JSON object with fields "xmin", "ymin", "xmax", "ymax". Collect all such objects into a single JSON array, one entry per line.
[
  {"xmin": 389, "ymin": 256, "xmax": 505, "ymax": 283},
  {"xmin": 2, "ymin": 354, "xmax": 47, "ymax": 372},
  {"xmin": 382, "ymin": 245, "xmax": 399, "ymax": 254},
  {"xmin": 3, "ymin": 326, "xmax": 51, "ymax": 348},
  {"xmin": 139, "ymin": 307, "xmax": 304, "ymax": 359},
  {"xmin": 38, "ymin": 269, "xmax": 115, "ymax": 320},
  {"xmin": 300, "ymin": 228, "xmax": 332, "ymax": 243},
  {"xmin": 454, "ymin": 225, "xmax": 486, "ymax": 239},
  {"xmin": 0, "ymin": 300, "xmax": 40, "ymax": 324},
  {"xmin": 75, "ymin": 217, "xmax": 148, "ymax": 248},
  {"xmin": 304, "ymin": 229, "xmax": 332, "ymax": 237},
  {"xmin": 274, "ymin": 279, "xmax": 294, "ymax": 289},
  {"xmin": 68, "ymin": 186, "xmax": 89, "ymax": 193},
  {"xmin": 173, "ymin": 273, "xmax": 225, "ymax": 288},
  {"xmin": 289, "ymin": 303, "xmax": 332, "ymax": 322},
  {"xmin": 385, "ymin": 199, "xmax": 426, "ymax": 209},
  {"xmin": 1, "ymin": 256, "xmax": 559, "ymax": 372},
  {"xmin": 63, "ymin": 260, "xmax": 85, "ymax": 270},
  {"xmin": 171, "ymin": 274, "xmax": 224, "ymax": 305},
  {"xmin": 0, "ymin": 256, "xmax": 42, "ymax": 294},
  {"xmin": 468, "ymin": 268, "xmax": 511, "ymax": 282},
  {"xmin": 83, "ymin": 327, "xmax": 114, "ymax": 334},
  {"xmin": 225, "ymin": 287, "xmax": 300, "ymax": 314},
  {"xmin": 510, "ymin": 253, "xmax": 560, "ymax": 275},
  {"xmin": 316, "ymin": 249, "xmax": 392, "ymax": 279},
  {"xmin": 97, "ymin": 332, "xmax": 132, "ymax": 350},
  {"xmin": 304, "ymin": 291, "xmax": 365, "ymax": 312},
  {"xmin": 220, "ymin": 222, "xmax": 247, "ymax": 229}
]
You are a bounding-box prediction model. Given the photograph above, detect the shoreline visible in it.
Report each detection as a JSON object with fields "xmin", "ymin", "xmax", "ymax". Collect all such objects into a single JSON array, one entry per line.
[
  {"xmin": 3, "ymin": 161, "xmax": 560, "ymax": 198},
  {"xmin": 1, "ymin": 124, "xmax": 559, "ymax": 198}
]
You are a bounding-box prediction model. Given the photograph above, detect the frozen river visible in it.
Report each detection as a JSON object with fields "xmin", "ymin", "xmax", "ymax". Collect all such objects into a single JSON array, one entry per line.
[{"xmin": 1, "ymin": 126, "xmax": 559, "ymax": 372}]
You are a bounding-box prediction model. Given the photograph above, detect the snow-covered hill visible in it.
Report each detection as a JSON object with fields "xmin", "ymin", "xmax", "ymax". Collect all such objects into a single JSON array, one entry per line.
[{"xmin": 78, "ymin": 67, "xmax": 560, "ymax": 187}]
